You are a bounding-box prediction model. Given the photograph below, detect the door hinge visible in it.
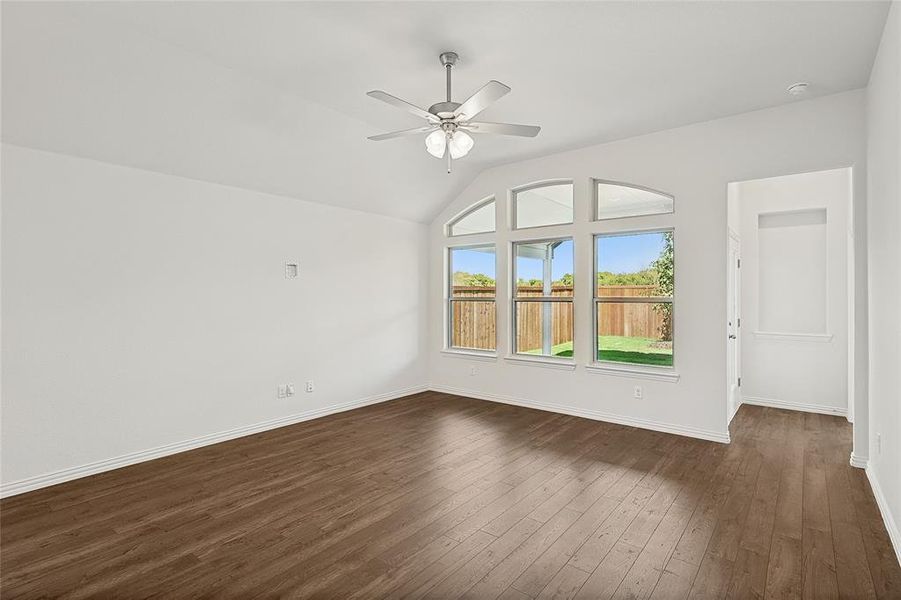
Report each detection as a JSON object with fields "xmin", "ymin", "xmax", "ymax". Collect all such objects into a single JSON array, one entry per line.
[
  {"xmin": 737, "ymin": 318, "xmax": 741, "ymax": 328},
  {"xmin": 737, "ymin": 258, "xmax": 741, "ymax": 268},
  {"xmin": 738, "ymin": 377, "xmax": 742, "ymax": 387}
]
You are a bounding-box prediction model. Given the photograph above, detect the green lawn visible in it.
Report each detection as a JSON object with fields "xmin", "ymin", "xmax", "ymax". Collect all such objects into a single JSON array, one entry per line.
[
  {"xmin": 523, "ymin": 336, "xmax": 673, "ymax": 366},
  {"xmin": 597, "ymin": 335, "xmax": 673, "ymax": 366}
]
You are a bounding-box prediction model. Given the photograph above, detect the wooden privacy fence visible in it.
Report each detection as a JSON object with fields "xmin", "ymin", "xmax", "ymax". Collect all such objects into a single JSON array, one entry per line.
[
  {"xmin": 514, "ymin": 286, "xmax": 573, "ymax": 352},
  {"xmin": 450, "ymin": 290, "xmax": 497, "ymax": 351},
  {"xmin": 596, "ymin": 285, "xmax": 667, "ymax": 341},
  {"xmin": 451, "ymin": 285, "xmax": 666, "ymax": 351}
]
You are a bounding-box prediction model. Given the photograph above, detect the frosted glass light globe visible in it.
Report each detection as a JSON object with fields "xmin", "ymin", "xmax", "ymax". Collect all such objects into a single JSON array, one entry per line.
[
  {"xmin": 425, "ymin": 129, "xmax": 447, "ymax": 158},
  {"xmin": 448, "ymin": 130, "xmax": 474, "ymax": 159}
]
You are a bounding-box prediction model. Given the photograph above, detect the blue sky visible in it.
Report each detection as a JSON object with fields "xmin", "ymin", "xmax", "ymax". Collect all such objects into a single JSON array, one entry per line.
[
  {"xmin": 451, "ymin": 232, "xmax": 665, "ymax": 279},
  {"xmin": 597, "ymin": 232, "xmax": 666, "ymax": 273},
  {"xmin": 451, "ymin": 247, "xmax": 497, "ymax": 278}
]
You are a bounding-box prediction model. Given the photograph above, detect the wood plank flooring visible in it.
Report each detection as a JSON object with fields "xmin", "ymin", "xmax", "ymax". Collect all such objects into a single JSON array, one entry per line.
[{"xmin": 2, "ymin": 391, "xmax": 899, "ymax": 598}]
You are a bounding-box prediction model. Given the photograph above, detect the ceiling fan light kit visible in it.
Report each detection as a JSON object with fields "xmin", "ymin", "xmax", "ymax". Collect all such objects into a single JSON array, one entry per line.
[
  {"xmin": 367, "ymin": 51, "xmax": 541, "ymax": 173},
  {"xmin": 425, "ymin": 129, "xmax": 447, "ymax": 158}
]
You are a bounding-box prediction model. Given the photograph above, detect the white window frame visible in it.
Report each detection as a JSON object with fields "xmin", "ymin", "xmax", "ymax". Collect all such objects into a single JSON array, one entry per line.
[
  {"xmin": 593, "ymin": 179, "xmax": 675, "ymax": 221},
  {"xmin": 511, "ymin": 179, "xmax": 574, "ymax": 231},
  {"xmin": 446, "ymin": 195, "xmax": 496, "ymax": 237},
  {"xmin": 510, "ymin": 236, "xmax": 574, "ymax": 361},
  {"xmin": 592, "ymin": 228, "xmax": 676, "ymax": 374},
  {"xmin": 446, "ymin": 243, "xmax": 497, "ymax": 356}
]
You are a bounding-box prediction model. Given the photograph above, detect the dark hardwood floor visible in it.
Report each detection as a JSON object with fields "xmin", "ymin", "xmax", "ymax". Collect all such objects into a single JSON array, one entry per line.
[{"xmin": 2, "ymin": 391, "xmax": 899, "ymax": 599}]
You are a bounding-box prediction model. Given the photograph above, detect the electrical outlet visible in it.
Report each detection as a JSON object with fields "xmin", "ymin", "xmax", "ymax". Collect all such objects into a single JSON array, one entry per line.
[
  {"xmin": 305, "ymin": 380, "xmax": 314, "ymax": 393},
  {"xmin": 286, "ymin": 384, "xmax": 295, "ymax": 397},
  {"xmin": 469, "ymin": 366, "xmax": 477, "ymax": 376},
  {"xmin": 633, "ymin": 386, "xmax": 643, "ymax": 400},
  {"xmin": 277, "ymin": 384, "xmax": 288, "ymax": 399}
]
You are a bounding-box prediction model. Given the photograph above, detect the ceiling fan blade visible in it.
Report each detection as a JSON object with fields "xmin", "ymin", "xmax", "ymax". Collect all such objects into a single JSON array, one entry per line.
[
  {"xmin": 367, "ymin": 125, "xmax": 437, "ymax": 141},
  {"xmin": 367, "ymin": 90, "xmax": 438, "ymax": 122},
  {"xmin": 453, "ymin": 81, "xmax": 511, "ymax": 120},
  {"xmin": 460, "ymin": 121, "xmax": 541, "ymax": 137}
]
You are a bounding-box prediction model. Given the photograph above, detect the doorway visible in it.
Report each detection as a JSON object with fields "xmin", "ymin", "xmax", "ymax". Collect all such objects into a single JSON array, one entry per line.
[{"xmin": 726, "ymin": 168, "xmax": 852, "ymax": 431}]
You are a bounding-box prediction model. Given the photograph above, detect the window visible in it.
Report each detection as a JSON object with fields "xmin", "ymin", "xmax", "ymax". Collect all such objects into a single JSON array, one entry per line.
[
  {"xmin": 513, "ymin": 239, "xmax": 574, "ymax": 358},
  {"xmin": 513, "ymin": 182, "xmax": 573, "ymax": 229},
  {"xmin": 448, "ymin": 245, "xmax": 496, "ymax": 352},
  {"xmin": 595, "ymin": 181, "xmax": 674, "ymax": 220},
  {"xmin": 595, "ymin": 231, "xmax": 673, "ymax": 367},
  {"xmin": 447, "ymin": 197, "xmax": 495, "ymax": 236}
]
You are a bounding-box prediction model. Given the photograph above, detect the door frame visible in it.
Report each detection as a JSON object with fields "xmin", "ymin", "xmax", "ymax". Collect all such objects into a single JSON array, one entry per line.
[{"xmin": 727, "ymin": 230, "xmax": 742, "ymax": 424}]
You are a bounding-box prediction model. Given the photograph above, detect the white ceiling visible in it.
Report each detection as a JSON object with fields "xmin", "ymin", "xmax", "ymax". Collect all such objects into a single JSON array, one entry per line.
[{"xmin": 1, "ymin": 1, "xmax": 889, "ymax": 223}]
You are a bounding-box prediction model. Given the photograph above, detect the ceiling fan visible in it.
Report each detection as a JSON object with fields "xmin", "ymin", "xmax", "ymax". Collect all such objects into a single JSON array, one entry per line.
[{"xmin": 366, "ymin": 51, "xmax": 541, "ymax": 173}]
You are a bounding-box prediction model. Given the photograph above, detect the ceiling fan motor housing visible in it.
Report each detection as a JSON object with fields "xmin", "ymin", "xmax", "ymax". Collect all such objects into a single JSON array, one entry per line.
[{"xmin": 428, "ymin": 101, "xmax": 461, "ymax": 120}]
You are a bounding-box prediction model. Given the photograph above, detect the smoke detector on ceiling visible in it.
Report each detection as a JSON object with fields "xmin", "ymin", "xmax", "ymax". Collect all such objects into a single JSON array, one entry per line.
[{"xmin": 787, "ymin": 82, "xmax": 810, "ymax": 96}]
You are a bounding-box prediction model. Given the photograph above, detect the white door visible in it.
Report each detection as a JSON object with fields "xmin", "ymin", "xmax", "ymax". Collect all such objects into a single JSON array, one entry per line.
[{"xmin": 727, "ymin": 234, "xmax": 742, "ymax": 421}]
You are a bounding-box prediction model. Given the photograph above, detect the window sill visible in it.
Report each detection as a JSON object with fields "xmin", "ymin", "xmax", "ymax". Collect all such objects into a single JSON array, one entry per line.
[
  {"xmin": 585, "ymin": 362, "xmax": 680, "ymax": 382},
  {"xmin": 752, "ymin": 331, "xmax": 833, "ymax": 343},
  {"xmin": 504, "ymin": 355, "xmax": 577, "ymax": 371},
  {"xmin": 441, "ymin": 349, "xmax": 498, "ymax": 362}
]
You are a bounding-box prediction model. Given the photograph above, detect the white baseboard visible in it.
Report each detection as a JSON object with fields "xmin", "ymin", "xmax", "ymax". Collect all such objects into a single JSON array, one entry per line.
[
  {"xmin": 0, "ymin": 384, "xmax": 428, "ymax": 499},
  {"xmin": 741, "ymin": 395, "xmax": 847, "ymax": 417},
  {"xmin": 850, "ymin": 452, "xmax": 868, "ymax": 469},
  {"xmin": 429, "ymin": 385, "xmax": 731, "ymax": 444},
  {"xmin": 865, "ymin": 464, "xmax": 901, "ymax": 568}
]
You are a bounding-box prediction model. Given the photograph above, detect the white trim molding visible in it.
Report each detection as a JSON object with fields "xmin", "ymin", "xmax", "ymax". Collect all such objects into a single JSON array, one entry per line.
[
  {"xmin": 741, "ymin": 395, "xmax": 847, "ymax": 417},
  {"xmin": 429, "ymin": 385, "xmax": 730, "ymax": 444},
  {"xmin": 504, "ymin": 356, "xmax": 577, "ymax": 371},
  {"xmin": 729, "ymin": 398, "xmax": 742, "ymax": 423},
  {"xmin": 585, "ymin": 362, "xmax": 680, "ymax": 382},
  {"xmin": 752, "ymin": 331, "xmax": 834, "ymax": 343},
  {"xmin": 866, "ymin": 465, "xmax": 901, "ymax": 568},
  {"xmin": 0, "ymin": 384, "xmax": 429, "ymax": 499},
  {"xmin": 849, "ymin": 452, "xmax": 868, "ymax": 469},
  {"xmin": 440, "ymin": 349, "xmax": 498, "ymax": 362}
]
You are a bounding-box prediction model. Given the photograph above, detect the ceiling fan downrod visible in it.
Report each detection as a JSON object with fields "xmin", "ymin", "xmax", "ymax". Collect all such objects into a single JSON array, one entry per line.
[
  {"xmin": 440, "ymin": 51, "xmax": 457, "ymax": 102},
  {"xmin": 440, "ymin": 52, "xmax": 459, "ymax": 173}
]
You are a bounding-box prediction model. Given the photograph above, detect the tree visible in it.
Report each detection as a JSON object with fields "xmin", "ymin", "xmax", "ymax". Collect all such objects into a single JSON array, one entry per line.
[
  {"xmin": 516, "ymin": 278, "xmax": 544, "ymax": 287},
  {"xmin": 453, "ymin": 271, "xmax": 495, "ymax": 287},
  {"xmin": 652, "ymin": 231, "xmax": 674, "ymax": 341},
  {"xmin": 596, "ymin": 269, "xmax": 657, "ymax": 286}
]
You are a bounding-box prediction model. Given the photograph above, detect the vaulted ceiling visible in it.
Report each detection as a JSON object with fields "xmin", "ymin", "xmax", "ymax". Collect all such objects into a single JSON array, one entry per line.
[{"xmin": 2, "ymin": 1, "xmax": 889, "ymax": 222}]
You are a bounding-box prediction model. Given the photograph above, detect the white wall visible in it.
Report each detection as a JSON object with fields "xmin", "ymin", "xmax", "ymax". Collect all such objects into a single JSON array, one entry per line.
[
  {"xmin": 429, "ymin": 90, "xmax": 868, "ymax": 444},
  {"xmin": 732, "ymin": 169, "xmax": 850, "ymax": 416},
  {"xmin": 0, "ymin": 144, "xmax": 429, "ymax": 494},
  {"xmin": 866, "ymin": 1, "xmax": 901, "ymax": 562}
]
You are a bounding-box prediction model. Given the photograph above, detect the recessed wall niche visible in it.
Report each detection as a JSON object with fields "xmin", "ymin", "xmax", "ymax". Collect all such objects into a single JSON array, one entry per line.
[{"xmin": 757, "ymin": 208, "xmax": 828, "ymax": 334}]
